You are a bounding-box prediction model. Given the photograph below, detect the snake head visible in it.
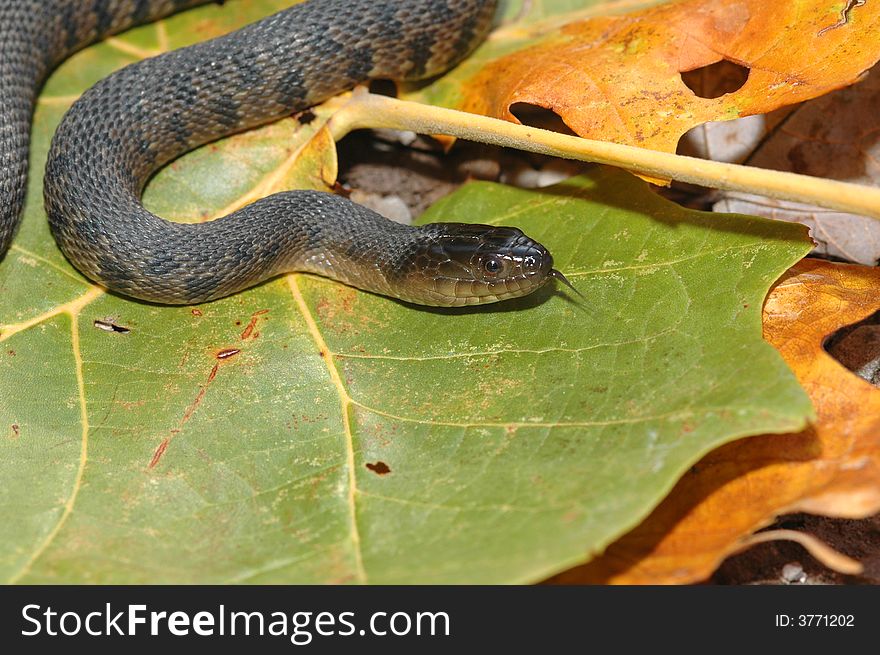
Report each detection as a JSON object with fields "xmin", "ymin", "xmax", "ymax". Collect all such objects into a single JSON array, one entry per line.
[{"xmin": 401, "ymin": 223, "xmax": 556, "ymax": 306}]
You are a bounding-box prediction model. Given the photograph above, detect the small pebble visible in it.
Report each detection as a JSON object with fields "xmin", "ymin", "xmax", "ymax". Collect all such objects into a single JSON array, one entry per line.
[
  {"xmin": 535, "ymin": 159, "xmax": 585, "ymax": 187},
  {"xmin": 459, "ymin": 157, "xmax": 501, "ymax": 181},
  {"xmin": 372, "ymin": 128, "xmax": 418, "ymax": 147},
  {"xmin": 350, "ymin": 190, "xmax": 412, "ymax": 225},
  {"xmin": 501, "ymin": 161, "xmax": 542, "ymax": 188},
  {"xmin": 781, "ymin": 562, "xmax": 807, "ymax": 584}
]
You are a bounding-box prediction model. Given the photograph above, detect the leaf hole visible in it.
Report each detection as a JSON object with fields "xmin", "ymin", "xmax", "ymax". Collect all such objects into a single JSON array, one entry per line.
[
  {"xmin": 680, "ymin": 59, "xmax": 750, "ymax": 99},
  {"xmin": 823, "ymin": 309, "xmax": 880, "ymax": 388},
  {"xmin": 296, "ymin": 109, "xmax": 316, "ymax": 125},
  {"xmin": 365, "ymin": 461, "xmax": 392, "ymax": 476},
  {"xmin": 509, "ymin": 103, "xmax": 578, "ymax": 136}
]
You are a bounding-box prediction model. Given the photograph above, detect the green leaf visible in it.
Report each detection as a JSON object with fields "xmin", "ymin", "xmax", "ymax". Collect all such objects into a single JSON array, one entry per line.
[{"xmin": 0, "ymin": 0, "xmax": 813, "ymax": 584}]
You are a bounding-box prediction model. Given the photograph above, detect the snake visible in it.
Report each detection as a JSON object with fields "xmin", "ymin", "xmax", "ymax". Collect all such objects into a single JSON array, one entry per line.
[{"xmin": 0, "ymin": 0, "xmax": 569, "ymax": 306}]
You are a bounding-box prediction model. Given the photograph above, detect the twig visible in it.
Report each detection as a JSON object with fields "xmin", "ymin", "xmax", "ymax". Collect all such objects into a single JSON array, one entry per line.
[
  {"xmin": 327, "ymin": 89, "xmax": 880, "ymax": 220},
  {"xmin": 736, "ymin": 529, "xmax": 863, "ymax": 576}
]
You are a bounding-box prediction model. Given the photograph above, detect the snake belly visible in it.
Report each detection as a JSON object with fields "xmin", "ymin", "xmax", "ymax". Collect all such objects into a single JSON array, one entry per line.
[{"xmin": 0, "ymin": 0, "xmax": 549, "ymax": 306}]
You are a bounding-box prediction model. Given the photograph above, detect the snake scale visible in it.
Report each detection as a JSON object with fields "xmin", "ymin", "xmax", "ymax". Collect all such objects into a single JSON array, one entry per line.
[{"xmin": 0, "ymin": 0, "xmax": 563, "ymax": 306}]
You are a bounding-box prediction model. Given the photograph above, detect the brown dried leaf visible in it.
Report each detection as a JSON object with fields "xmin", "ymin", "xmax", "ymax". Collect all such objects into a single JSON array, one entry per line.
[{"xmin": 461, "ymin": 0, "xmax": 880, "ymax": 152}]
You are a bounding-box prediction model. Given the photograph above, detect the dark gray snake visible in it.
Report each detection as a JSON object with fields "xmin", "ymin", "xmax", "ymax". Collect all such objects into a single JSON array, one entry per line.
[{"xmin": 0, "ymin": 0, "xmax": 563, "ymax": 306}]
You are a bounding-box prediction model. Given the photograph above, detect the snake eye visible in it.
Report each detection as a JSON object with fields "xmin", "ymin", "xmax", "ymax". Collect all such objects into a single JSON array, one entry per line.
[
  {"xmin": 483, "ymin": 256, "xmax": 503, "ymax": 275},
  {"xmin": 523, "ymin": 256, "xmax": 538, "ymax": 273}
]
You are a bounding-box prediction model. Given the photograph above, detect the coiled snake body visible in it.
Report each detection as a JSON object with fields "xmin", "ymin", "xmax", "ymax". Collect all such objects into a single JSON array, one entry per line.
[{"xmin": 0, "ymin": 0, "xmax": 559, "ymax": 306}]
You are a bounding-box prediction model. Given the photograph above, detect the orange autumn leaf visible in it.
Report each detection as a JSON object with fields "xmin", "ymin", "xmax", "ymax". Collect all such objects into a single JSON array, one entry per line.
[
  {"xmin": 462, "ymin": 0, "xmax": 880, "ymax": 152},
  {"xmin": 549, "ymin": 259, "xmax": 880, "ymax": 584}
]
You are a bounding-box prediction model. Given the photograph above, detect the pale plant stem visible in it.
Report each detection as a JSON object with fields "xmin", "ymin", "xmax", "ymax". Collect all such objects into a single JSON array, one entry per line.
[{"xmin": 328, "ymin": 89, "xmax": 880, "ymax": 220}]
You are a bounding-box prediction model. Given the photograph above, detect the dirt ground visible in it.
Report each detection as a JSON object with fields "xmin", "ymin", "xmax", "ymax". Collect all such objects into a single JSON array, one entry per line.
[
  {"xmin": 712, "ymin": 514, "xmax": 880, "ymax": 585},
  {"xmin": 336, "ymin": 124, "xmax": 880, "ymax": 585}
]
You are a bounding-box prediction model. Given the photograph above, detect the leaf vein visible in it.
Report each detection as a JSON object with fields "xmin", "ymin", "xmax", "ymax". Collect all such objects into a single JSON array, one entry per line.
[
  {"xmin": 286, "ymin": 275, "xmax": 367, "ymax": 584},
  {"xmin": 7, "ymin": 306, "xmax": 92, "ymax": 583}
]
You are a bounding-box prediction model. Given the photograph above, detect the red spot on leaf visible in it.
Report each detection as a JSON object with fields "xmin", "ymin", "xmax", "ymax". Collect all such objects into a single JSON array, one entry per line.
[
  {"xmin": 150, "ymin": 357, "xmax": 224, "ymax": 468},
  {"xmin": 149, "ymin": 438, "xmax": 169, "ymax": 469},
  {"xmin": 178, "ymin": 363, "xmax": 218, "ymax": 427},
  {"xmin": 240, "ymin": 309, "xmax": 269, "ymax": 340}
]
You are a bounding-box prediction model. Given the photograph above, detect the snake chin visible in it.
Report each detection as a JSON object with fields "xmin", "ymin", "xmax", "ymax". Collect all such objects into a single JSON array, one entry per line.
[{"xmin": 397, "ymin": 223, "xmax": 555, "ymax": 307}]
